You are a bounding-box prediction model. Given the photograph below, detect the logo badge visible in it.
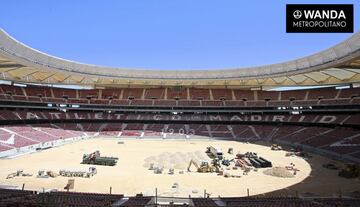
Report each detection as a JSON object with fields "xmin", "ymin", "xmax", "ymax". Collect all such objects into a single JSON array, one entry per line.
[
  {"xmin": 286, "ymin": 4, "xmax": 354, "ymax": 33},
  {"xmin": 293, "ymin": 10, "xmax": 302, "ymax": 19}
]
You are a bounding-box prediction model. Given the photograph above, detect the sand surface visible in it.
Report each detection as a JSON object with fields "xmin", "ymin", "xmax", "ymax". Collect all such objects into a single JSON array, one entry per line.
[{"xmin": 0, "ymin": 138, "xmax": 353, "ymax": 197}]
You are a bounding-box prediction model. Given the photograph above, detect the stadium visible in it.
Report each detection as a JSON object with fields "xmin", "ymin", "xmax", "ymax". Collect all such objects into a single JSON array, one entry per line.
[{"xmin": 0, "ymin": 3, "xmax": 360, "ymax": 206}]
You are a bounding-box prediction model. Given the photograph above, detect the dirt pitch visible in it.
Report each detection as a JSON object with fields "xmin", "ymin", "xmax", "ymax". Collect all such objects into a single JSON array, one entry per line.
[{"xmin": 0, "ymin": 138, "xmax": 358, "ymax": 197}]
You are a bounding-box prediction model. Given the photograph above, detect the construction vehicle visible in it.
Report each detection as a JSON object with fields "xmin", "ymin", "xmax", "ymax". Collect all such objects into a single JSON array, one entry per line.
[
  {"xmin": 338, "ymin": 163, "xmax": 360, "ymax": 178},
  {"xmin": 244, "ymin": 152, "xmax": 258, "ymax": 158},
  {"xmin": 271, "ymin": 144, "xmax": 282, "ymax": 151},
  {"xmin": 212, "ymin": 158, "xmax": 221, "ymax": 168},
  {"xmin": 6, "ymin": 170, "xmax": 32, "ymax": 179},
  {"xmin": 222, "ymin": 158, "xmax": 234, "ymax": 166},
  {"xmin": 148, "ymin": 163, "xmax": 155, "ymax": 170},
  {"xmin": 285, "ymin": 151, "xmax": 309, "ymax": 158},
  {"xmin": 154, "ymin": 167, "xmax": 163, "ymax": 174},
  {"xmin": 206, "ymin": 146, "xmax": 223, "ymax": 160},
  {"xmin": 285, "ymin": 152, "xmax": 295, "ymax": 157},
  {"xmin": 37, "ymin": 170, "xmax": 48, "ymax": 178},
  {"xmin": 47, "ymin": 171, "xmax": 59, "ymax": 178},
  {"xmin": 59, "ymin": 167, "xmax": 97, "ymax": 178},
  {"xmin": 36, "ymin": 170, "xmax": 58, "ymax": 178},
  {"xmin": 81, "ymin": 151, "xmax": 118, "ymax": 166},
  {"xmin": 187, "ymin": 159, "xmax": 219, "ymax": 173}
]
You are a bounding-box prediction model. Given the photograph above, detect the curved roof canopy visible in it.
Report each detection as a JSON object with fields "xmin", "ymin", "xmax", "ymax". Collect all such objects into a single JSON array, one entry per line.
[{"xmin": 0, "ymin": 28, "xmax": 360, "ymax": 87}]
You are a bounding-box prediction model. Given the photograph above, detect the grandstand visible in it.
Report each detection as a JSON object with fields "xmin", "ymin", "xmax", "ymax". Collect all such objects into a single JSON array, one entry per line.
[{"xmin": 0, "ymin": 28, "xmax": 360, "ymax": 206}]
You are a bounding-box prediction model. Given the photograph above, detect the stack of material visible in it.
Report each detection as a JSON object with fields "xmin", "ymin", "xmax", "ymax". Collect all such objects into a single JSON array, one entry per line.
[
  {"xmin": 143, "ymin": 151, "xmax": 209, "ymax": 170},
  {"xmin": 263, "ymin": 167, "xmax": 295, "ymax": 178}
]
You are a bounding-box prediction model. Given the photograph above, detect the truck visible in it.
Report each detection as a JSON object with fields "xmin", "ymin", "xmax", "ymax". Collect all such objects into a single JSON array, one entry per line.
[
  {"xmin": 206, "ymin": 146, "xmax": 223, "ymax": 160},
  {"xmin": 81, "ymin": 151, "xmax": 118, "ymax": 166}
]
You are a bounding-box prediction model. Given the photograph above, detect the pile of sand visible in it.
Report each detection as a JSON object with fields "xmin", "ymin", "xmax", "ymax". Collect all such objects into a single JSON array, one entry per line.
[
  {"xmin": 143, "ymin": 151, "xmax": 209, "ymax": 170},
  {"xmin": 263, "ymin": 167, "xmax": 294, "ymax": 178}
]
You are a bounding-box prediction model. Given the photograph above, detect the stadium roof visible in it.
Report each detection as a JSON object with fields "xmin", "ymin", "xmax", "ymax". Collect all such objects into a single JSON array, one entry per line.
[{"xmin": 0, "ymin": 28, "xmax": 360, "ymax": 88}]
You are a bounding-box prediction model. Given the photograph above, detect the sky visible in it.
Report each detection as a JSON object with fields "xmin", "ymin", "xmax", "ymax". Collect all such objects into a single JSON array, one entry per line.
[{"xmin": 0, "ymin": 0, "xmax": 359, "ymax": 70}]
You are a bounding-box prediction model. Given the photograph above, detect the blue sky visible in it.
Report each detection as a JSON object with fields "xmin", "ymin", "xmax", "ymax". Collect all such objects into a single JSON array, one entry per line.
[{"xmin": 0, "ymin": 0, "xmax": 358, "ymax": 70}]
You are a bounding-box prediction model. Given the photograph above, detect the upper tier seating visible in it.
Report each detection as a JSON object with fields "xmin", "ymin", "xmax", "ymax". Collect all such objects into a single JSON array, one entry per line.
[
  {"xmin": 211, "ymin": 89, "xmax": 233, "ymax": 100},
  {"xmin": 0, "ymin": 85, "xmax": 359, "ymax": 108},
  {"xmin": 178, "ymin": 100, "xmax": 200, "ymax": 106},
  {"xmin": 79, "ymin": 89, "xmax": 99, "ymax": 99},
  {"xmin": 25, "ymin": 86, "xmax": 52, "ymax": 98},
  {"xmin": 189, "ymin": 88, "xmax": 210, "ymax": 100},
  {"xmin": 281, "ymin": 90, "xmax": 307, "ymax": 101},
  {"xmin": 339, "ymin": 87, "xmax": 360, "ymax": 98},
  {"xmin": 307, "ymin": 88, "xmax": 338, "ymax": 100},
  {"xmin": 167, "ymin": 87, "xmax": 187, "ymax": 100},
  {"xmin": 224, "ymin": 100, "xmax": 245, "ymax": 106},
  {"xmin": 52, "ymin": 87, "xmax": 76, "ymax": 99},
  {"xmin": 0, "ymin": 85, "xmax": 24, "ymax": 96},
  {"xmin": 101, "ymin": 88, "xmax": 122, "ymax": 99},
  {"xmin": 257, "ymin": 90, "xmax": 279, "ymax": 101},
  {"xmin": 233, "ymin": 90, "xmax": 255, "ymax": 100},
  {"xmin": 122, "ymin": 88, "xmax": 143, "ymax": 99},
  {"xmin": 144, "ymin": 88, "xmax": 165, "ymax": 99},
  {"xmin": 154, "ymin": 99, "xmax": 176, "ymax": 106}
]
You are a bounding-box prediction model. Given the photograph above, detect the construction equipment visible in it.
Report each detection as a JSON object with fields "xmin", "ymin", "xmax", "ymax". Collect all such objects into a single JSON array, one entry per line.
[
  {"xmin": 81, "ymin": 151, "xmax": 118, "ymax": 166},
  {"xmin": 154, "ymin": 166, "xmax": 163, "ymax": 174},
  {"xmin": 64, "ymin": 179, "xmax": 75, "ymax": 190},
  {"xmin": 338, "ymin": 163, "xmax": 360, "ymax": 179},
  {"xmin": 59, "ymin": 167, "xmax": 97, "ymax": 178},
  {"xmin": 6, "ymin": 170, "xmax": 32, "ymax": 179},
  {"xmin": 148, "ymin": 163, "xmax": 155, "ymax": 170},
  {"xmin": 235, "ymin": 159, "xmax": 246, "ymax": 167},
  {"xmin": 242, "ymin": 152, "xmax": 272, "ymax": 168},
  {"xmin": 285, "ymin": 152, "xmax": 295, "ymax": 157},
  {"xmin": 36, "ymin": 170, "xmax": 58, "ymax": 178},
  {"xmin": 257, "ymin": 157, "xmax": 272, "ymax": 168},
  {"xmin": 187, "ymin": 159, "xmax": 219, "ymax": 173},
  {"xmin": 37, "ymin": 170, "xmax": 49, "ymax": 178},
  {"xmin": 244, "ymin": 152, "xmax": 258, "ymax": 158},
  {"xmin": 206, "ymin": 146, "xmax": 223, "ymax": 160},
  {"xmin": 286, "ymin": 149, "xmax": 310, "ymax": 158},
  {"xmin": 235, "ymin": 154, "xmax": 252, "ymax": 169},
  {"xmin": 249, "ymin": 158, "xmax": 262, "ymax": 168},
  {"xmin": 243, "ymin": 167, "xmax": 251, "ymax": 175},
  {"xmin": 271, "ymin": 144, "xmax": 282, "ymax": 151},
  {"xmin": 236, "ymin": 153, "xmax": 244, "ymax": 159},
  {"xmin": 222, "ymin": 158, "xmax": 234, "ymax": 166},
  {"xmin": 47, "ymin": 171, "xmax": 59, "ymax": 178},
  {"xmin": 212, "ymin": 158, "xmax": 221, "ymax": 168},
  {"xmin": 286, "ymin": 163, "xmax": 300, "ymax": 175}
]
